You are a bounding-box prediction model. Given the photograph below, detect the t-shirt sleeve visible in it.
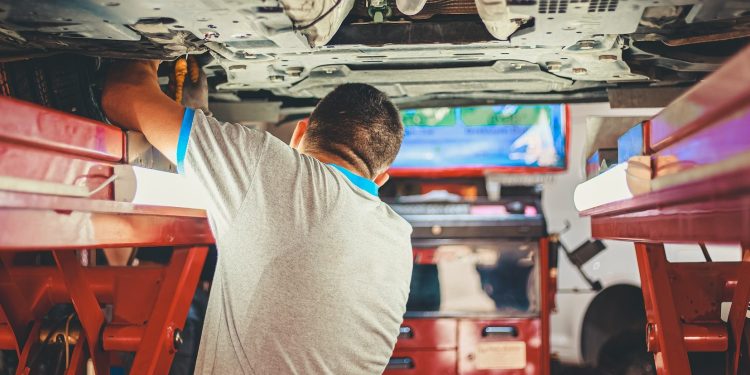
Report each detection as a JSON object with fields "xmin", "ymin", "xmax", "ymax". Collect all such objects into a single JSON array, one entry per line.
[{"xmin": 177, "ymin": 108, "xmax": 267, "ymax": 231}]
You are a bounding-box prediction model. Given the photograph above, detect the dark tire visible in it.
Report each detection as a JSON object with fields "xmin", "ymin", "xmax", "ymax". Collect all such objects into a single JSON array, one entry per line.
[{"xmin": 597, "ymin": 331, "xmax": 655, "ymax": 375}]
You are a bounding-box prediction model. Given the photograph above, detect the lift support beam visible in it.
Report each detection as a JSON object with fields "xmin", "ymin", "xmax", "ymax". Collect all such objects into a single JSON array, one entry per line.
[
  {"xmin": 0, "ymin": 96, "xmax": 214, "ymax": 374},
  {"xmin": 580, "ymin": 46, "xmax": 750, "ymax": 374}
]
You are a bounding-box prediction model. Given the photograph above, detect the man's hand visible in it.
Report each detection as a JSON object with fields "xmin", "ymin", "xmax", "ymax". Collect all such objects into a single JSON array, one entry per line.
[
  {"xmin": 180, "ymin": 57, "xmax": 211, "ymax": 114},
  {"xmin": 102, "ymin": 60, "xmax": 185, "ymax": 164}
]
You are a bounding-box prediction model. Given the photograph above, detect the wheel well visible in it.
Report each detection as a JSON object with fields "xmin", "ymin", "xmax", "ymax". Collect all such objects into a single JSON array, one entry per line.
[{"xmin": 580, "ymin": 284, "xmax": 646, "ymax": 366}]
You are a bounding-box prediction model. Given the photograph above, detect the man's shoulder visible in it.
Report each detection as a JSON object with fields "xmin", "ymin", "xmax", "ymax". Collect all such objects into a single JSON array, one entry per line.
[{"xmin": 382, "ymin": 204, "xmax": 414, "ymax": 236}]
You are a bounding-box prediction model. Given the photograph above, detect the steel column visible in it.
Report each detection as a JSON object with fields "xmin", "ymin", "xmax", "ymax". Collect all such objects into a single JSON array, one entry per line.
[
  {"xmin": 52, "ymin": 251, "xmax": 109, "ymax": 375},
  {"xmin": 14, "ymin": 321, "xmax": 41, "ymax": 375},
  {"xmin": 0, "ymin": 255, "xmax": 30, "ymax": 355},
  {"xmin": 727, "ymin": 246, "xmax": 750, "ymax": 374},
  {"xmin": 65, "ymin": 338, "xmax": 88, "ymax": 375},
  {"xmin": 539, "ymin": 238, "xmax": 551, "ymax": 375},
  {"xmin": 635, "ymin": 243, "xmax": 691, "ymax": 375},
  {"xmin": 130, "ymin": 246, "xmax": 208, "ymax": 374}
]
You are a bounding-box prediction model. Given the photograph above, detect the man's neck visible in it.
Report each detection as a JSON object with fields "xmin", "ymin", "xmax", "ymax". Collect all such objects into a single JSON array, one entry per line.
[{"xmin": 306, "ymin": 151, "xmax": 371, "ymax": 180}]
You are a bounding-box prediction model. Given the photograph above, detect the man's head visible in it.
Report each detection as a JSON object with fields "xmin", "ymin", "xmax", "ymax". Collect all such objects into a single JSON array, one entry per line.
[{"xmin": 290, "ymin": 83, "xmax": 403, "ymax": 186}]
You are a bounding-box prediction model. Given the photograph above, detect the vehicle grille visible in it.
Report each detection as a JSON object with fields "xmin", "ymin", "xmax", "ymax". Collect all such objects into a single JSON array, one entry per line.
[
  {"xmin": 588, "ymin": 0, "xmax": 618, "ymax": 12},
  {"xmin": 539, "ymin": 0, "xmax": 569, "ymax": 14}
]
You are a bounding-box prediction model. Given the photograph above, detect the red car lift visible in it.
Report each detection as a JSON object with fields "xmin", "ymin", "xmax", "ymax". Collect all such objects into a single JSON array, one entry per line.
[
  {"xmin": 0, "ymin": 97, "xmax": 213, "ymax": 374},
  {"xmin": 580, "ymin": 46, "xmax": 750, "ymax": 374}
]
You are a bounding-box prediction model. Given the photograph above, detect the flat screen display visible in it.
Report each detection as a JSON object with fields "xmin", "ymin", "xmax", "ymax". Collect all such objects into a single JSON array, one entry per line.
[{"xmin": 390, "ymin": 104, "xmax": 568, "ymax": 177}]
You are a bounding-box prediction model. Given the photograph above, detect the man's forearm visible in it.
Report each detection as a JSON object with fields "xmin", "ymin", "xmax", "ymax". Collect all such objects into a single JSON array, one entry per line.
[
  {"xmin": 102, "ymin": 60, "xmax": 184, "ymax": 164},
  {"xmin": 103, "ymin": 60, "xmax": 161, "ymax": 132}
]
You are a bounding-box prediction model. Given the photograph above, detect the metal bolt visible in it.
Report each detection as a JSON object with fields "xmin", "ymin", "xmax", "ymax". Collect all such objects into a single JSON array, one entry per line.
[
  {"xmin": 599, "ymin": 54, "xmax": 617, "ymax": 62},
  {"xmin": 431, "ymin": 225, "xmax": 443, "ymax": 236},
  {"xmin": 173, "ymin": 329, "xmax": 184, "ymax": 351},
  {"xmin": 203, "ymin": 31, "xmax": 220, "ymax": 40},
  {"xmin": 577, "ymin": 40, "xmax": 596, "ymax": 50},
  {"xmin": 646, "ymin": 323, "xmax": 658, "ymax": 352},
  {"xmin": 322, "ymin": 67, "xmax": 336, "ymax": 74},
  {"xmin": 285, "ymin": 66, "xmax": 304, "ymax": 77},
  {"xmin": 546, "ymin": 61, "xmax": 562, "ymax": 72},
  {"xmin": 573, "ymin": 67, "xmax": 588, "ymax": 75}
]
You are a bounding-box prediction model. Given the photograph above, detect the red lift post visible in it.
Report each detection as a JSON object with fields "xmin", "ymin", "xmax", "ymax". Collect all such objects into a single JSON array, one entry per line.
[
  {"xmin": 579, "ymin": 46, "xmax": 750, "ymax": 374},
  {"xmin": 0, "ymin": 97, "xmax": 213, "ymax": 374}
]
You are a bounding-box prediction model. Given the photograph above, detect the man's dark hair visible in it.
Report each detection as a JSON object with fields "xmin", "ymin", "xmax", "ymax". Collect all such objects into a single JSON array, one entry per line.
[{"xmin": 306, "ymin": 83, "xmax": 403, "ymax": 179}]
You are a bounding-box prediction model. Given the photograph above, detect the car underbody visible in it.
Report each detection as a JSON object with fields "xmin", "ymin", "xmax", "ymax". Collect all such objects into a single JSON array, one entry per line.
[{"xmin": 0, "ymin": 0, "xmax": 748, "ymax": 110}]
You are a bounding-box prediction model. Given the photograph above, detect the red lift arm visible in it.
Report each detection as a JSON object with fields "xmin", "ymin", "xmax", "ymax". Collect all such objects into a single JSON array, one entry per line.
[
  {"xmin": 580, "ymin": 46, "xmax": 750, "ymax": 374},
  {"xmin": 0, "ymin": 96, "xmax": 214, "ymax": 374}
]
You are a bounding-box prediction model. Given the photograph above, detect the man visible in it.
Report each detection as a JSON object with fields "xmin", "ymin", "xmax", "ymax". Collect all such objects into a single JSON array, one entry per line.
[{"xmin": 102, "ymin": 61, "xmax": 413, "ymax": 374}]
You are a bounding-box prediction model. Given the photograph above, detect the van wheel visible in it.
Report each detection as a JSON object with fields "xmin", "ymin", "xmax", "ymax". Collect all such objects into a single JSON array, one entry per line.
[{"xmin": 597, "ymin": 331, "xmax": 655, "ymax": 375}]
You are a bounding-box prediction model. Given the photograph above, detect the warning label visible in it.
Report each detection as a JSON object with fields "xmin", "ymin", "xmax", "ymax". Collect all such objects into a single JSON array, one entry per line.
[{"xmin": 475, "ymin": 341, "xmax": 527, "ymax": 370}]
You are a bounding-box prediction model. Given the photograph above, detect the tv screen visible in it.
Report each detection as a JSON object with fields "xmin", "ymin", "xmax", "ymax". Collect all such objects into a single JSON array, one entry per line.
[{"xmin": 390, "ymin": 104, "xmax": 568, "ymax": 177}]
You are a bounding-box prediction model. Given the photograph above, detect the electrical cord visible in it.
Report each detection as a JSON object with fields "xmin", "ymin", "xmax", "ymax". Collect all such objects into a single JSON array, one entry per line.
[
  {"xmin": 64, "ymin": 314, "xmax": 75, "ymax": 369},
  {"xmin": 85, "ymin": 175, "xmax": 118, "ymax": 197},
  {"xmin": 294, "ymin": 0, "xmax": 343, "ymax": 30},
  {"xmin": 699, "ymin": 243, "xmax": 712, "ymax": 262}
]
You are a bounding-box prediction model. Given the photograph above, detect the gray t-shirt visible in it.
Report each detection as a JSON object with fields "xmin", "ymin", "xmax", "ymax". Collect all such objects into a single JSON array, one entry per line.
[{"xmin": 180, "ymin": 110, "xmax": 413, "ymax": 374}]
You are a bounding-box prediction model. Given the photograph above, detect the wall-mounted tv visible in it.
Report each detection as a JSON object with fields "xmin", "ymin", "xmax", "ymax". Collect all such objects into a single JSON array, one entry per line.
[{"xmin": 389, "ymin": 104, "xmax": 569, "ymax": 177}]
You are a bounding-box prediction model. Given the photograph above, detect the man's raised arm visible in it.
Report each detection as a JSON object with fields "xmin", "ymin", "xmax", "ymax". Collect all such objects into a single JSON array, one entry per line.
[{"xmin": 102, "ymin": 60, "xmax": 185, "ymax": 164}]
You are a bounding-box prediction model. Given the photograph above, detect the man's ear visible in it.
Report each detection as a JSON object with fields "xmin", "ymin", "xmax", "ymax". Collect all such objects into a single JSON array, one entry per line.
[
  {"xmin": 290, "ymin": 119, "xmax": 308, "ymax": 149},
  {"xmin": 374, "ymin": 171, "xmax": 390, "ymax": 187}
]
